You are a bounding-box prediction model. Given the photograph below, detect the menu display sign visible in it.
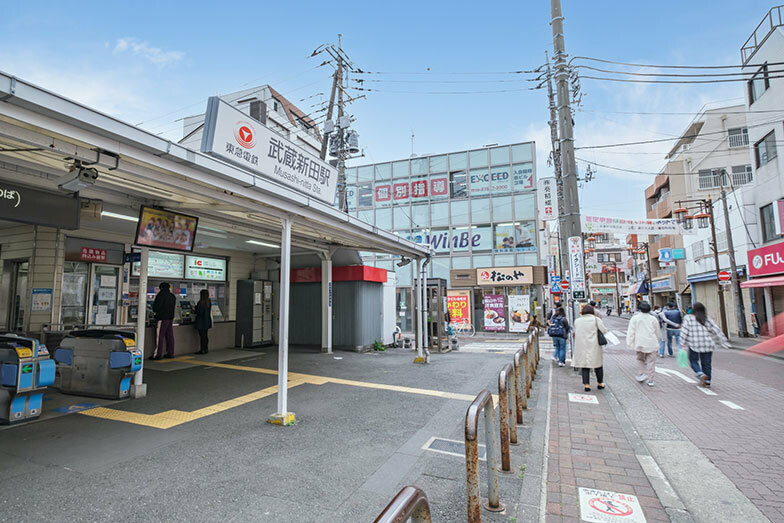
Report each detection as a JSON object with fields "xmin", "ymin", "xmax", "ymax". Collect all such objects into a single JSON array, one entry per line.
[
  {"xmin": 185, "ymin": 255, "xmax": 227, "ymax": 281},
  {"xmin": 135, "ymin": 206, "xmax": 198, "ymax": 252},
  {"xmin": 131, "ymin": 251, "xmax": 185, "ymax": 279},
  {"xmin": 508, "ymin": 295, "xmax": 530, "ymax": 333},
  {"xmin": 446, "ymin": 290, "xmax": 471, "ymax": 325},
  {"xmin": 483, "ymin": 294, "xmax": 506, "ymax": 331}
]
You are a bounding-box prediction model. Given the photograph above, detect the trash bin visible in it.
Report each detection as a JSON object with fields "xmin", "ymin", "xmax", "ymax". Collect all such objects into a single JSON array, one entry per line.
[
  {"xmin": 0, "ymin": 334, "xmax": 56, "ymax": 424},
  {"xmin": 53, "ymin": 329, "xmax": 142, "ymax": 399}
]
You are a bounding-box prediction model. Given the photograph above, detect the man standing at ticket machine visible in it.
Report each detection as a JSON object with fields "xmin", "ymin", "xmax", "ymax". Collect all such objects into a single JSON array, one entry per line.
[{"xmin": 151, "ymin": 282, "xmax": 176, "ymax": 360}]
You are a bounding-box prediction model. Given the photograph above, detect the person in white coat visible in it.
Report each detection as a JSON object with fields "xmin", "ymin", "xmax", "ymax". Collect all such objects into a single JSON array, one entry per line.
[
  {"xmin": 627, "ymin": 302, "xmax": 662, "ymax": 386},
  {"xmin": 572, "ymin": 304, "xmax": 609, "ymax": 391}
]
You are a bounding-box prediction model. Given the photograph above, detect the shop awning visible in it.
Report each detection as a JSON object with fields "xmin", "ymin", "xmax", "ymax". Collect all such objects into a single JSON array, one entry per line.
[{"xmin": 740, "ymin": 275, "xmax": 784, "ymax": 288}]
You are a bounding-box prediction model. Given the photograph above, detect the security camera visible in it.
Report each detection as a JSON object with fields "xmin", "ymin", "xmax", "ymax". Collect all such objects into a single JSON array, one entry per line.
[{"xmin": 59, "ymin": 166, "xmax": 98, "ymax": 193}]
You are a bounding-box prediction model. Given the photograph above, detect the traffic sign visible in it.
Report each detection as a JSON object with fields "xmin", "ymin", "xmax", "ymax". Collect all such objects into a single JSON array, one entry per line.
[
  {"xmin": 718, "ymin": 270, "xmax": 731, "ymax": 282},
  {"xmin": 578, "ymin": 487, "xmax": 645, "ymax": 523},
  {"xmin": 560, "ymin": 280, "xmax": 570, "ymax": 290}
]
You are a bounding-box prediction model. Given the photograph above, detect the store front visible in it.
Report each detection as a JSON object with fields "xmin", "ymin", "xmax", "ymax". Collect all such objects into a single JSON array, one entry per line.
[
  {"xmin": 687, "ymin": 268, "xmax": 750, "ymax": 337},
  {"xmin": 449, "ymin": 265, "xmax": 546, "ymax": 333},
  {"xmin": 742, "ymin": 242, "xmax": 784, "ymax": 337},
  {"xmin": 650, "ymin": 274, "xmax": 676, "ymax": 308}
]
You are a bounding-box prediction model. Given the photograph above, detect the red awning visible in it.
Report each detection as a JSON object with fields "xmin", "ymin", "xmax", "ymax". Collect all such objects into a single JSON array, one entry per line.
[{"xmin": 740, "ymin": 275, "xmax": 784, "ymax": 288}]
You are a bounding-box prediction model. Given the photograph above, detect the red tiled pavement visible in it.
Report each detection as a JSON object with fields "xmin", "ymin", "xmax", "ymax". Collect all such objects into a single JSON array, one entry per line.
[
  {"xmin": 545, "ymin": 362, "xmax": 670, "ymax": 523},
  {"xmin": 603, "ymin": 316, "xmax": 784, "ymax": 523}
]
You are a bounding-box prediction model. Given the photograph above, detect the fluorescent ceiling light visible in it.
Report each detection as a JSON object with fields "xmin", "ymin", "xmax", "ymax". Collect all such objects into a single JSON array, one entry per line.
[
  {"xmin": 101, "ymin": 211, "xmax": 138, "ymax": 222},
  {"xmin": 246, "ymin": 240, "xmax": 279, "ymax": 248},
  {"xmin": 198, "ymin": 230, "xmax": 228, "ymax": 239}
]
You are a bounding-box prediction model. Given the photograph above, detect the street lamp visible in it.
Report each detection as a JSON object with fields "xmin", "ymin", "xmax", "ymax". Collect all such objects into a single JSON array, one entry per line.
[{"xmin": 586, "ymin": 236, "xmax": 597, "ymax": 250}]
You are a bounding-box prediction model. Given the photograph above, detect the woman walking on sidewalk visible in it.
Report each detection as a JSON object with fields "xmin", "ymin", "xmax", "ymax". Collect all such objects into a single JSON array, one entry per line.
[
  {"xmin": 626, "ymin": 302, "xmax": 662, "ymax": 386},
  {"xmin": 547, "ymin": 307, "xmax": 570, "ymax": 367},
  {"xmin": 572, "ymin": 304, "xmax": 609, "ymax": 391},
  {"xmin": 681, "ymin": 302, "xmax": 729, "ymax": 387}
]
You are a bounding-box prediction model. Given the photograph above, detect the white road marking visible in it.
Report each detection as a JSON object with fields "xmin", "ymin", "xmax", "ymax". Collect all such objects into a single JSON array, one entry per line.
[
  {"xmin": 719, "ymin": 400, "xmax": 745, "ymax": 410},
  {"xmin": 612, "ymin": 330, "xmax": 626, "ymax": 338},
  {"xmin": 698, "ymin": 387, "xmax": 718, "ymax": 396},
  {"xmin": 655, "ymin": 368, "xmax": 698, "ymax": 384}
]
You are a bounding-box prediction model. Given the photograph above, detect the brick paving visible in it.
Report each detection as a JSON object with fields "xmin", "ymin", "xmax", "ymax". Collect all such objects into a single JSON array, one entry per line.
[
  {"xmin": 545, "ymin": 362, "xmax": 669, "ymax": 522},
  {"xmin": 602, "ymin": 315, "xmax": 784, "ymax": 523}
]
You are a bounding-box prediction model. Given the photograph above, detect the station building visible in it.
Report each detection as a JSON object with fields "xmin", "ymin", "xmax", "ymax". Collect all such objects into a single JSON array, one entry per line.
[{"xmin": 347, "ymin": 142, "xmax": 548, "ymax": 333}]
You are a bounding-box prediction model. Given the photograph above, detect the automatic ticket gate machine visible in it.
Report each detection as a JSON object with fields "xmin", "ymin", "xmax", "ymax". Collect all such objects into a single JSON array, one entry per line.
[
  {"xmin": 0, "ymin": 334, "xmax": 56, "ymax": 424},
  {"xmin": 53, "ymin": 329, "xmax": 142, "ymax": 399}
]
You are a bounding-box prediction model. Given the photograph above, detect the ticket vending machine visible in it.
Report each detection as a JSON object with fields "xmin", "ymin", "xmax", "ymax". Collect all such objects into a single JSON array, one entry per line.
[
  {"xmin": 0, "ymin": 334, "xmax": 56, "ymax": 424},
  {"xmin": 53, "ymin": 329, "xmax": 142, "ymax": 399}
]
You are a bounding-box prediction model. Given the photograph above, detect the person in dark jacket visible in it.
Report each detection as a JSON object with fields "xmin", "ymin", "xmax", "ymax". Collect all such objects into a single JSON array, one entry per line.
[
  {"xmin": 194, "ymin": 289, "xmax": 212, "ymax": 354},
  {"xmin": 663, "ymin": 302, "xmax": 683, "ymax": 357},
  {"xmin": 151, "ymin": 282, "xmax": 176, "ymax": 360},
  {"xmin": 548, "ymin": 307, "xmax": 570, "ymax": 367}
]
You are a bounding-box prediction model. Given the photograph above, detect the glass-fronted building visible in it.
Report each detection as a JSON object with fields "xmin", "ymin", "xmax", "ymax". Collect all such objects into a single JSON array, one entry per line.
[{"xmin": 347, "ymin": 142, "xmax": 538, "ymax": 332}]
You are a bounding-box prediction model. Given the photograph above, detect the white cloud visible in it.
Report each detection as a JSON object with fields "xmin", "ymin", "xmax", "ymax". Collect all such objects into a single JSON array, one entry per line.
[{"xmin": 113, "ymin": 37, "xmax": 184, "ymax": 66}]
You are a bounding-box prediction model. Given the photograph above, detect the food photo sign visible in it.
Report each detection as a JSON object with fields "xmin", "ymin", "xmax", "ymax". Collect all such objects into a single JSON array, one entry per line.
[
  {"xmin": 483, "ymin": 294, "xmax": 506, "ymax": 331},
  {"xmin": 508, "ymin": 295, "xmax": 530, "ymax": 333}
]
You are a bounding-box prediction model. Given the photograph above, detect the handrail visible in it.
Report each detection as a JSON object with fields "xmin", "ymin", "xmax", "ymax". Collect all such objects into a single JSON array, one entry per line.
[
  {"xmin": 513, "ymin": 346, "xmax": 526, "ymax": 421},
  {"xmin": 741, "ymin": 6, "xmax": 784, "ymax": 64},
  {"xmin": 465, "ymin": 389, "xmax": 504, "ymax": 521},
  {"xmin": 374, "ymin": 485, "xmax": 432, "ymax": 523},
  {"xmin": 498, "ymin": 363, "xmax": 518, "ymax": 473},
  {"xmin": 523, "ymin": 340, "xmax": 532, "ymax": 400}
]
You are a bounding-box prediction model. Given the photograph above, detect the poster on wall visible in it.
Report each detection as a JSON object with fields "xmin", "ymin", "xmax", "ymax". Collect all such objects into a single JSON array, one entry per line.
[
  {"xmin": 483, "ymin": 294, "xmax": 506, "ymax": 331},
  {"xmin": 508, "ymin": 295, "xmax": 530, "ymax": 333},
  {"xmin": 30, "ymin": 288, "xmax": 53, "ymax": 312},
  {"xmin": 494, "ymin": 222, "xmax": 536, "ymax": 252},
  {"xmin": 446, "ymin": 290, "xmax": 471, "ymax": 325}
]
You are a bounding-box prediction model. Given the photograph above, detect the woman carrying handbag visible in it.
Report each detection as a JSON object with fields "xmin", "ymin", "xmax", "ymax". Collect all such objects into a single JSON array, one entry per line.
[{"xmin": 572, "ymin": 304, "xmax": 609, "ymax": 391}]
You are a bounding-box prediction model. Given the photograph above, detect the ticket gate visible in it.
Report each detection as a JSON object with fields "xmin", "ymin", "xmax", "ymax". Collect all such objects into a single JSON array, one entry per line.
[
  {"xmin": 53, "ymin": 329, "xmax": 142, "ymax": 399},
  {"xmin": 0, "ymin": 334, "xmax": 56, "ymax": 424}
]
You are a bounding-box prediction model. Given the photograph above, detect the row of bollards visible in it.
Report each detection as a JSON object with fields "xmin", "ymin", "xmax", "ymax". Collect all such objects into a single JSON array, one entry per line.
[{"xmin": 463, "ymin": 329, "xmax": 540, "ymax": 522}]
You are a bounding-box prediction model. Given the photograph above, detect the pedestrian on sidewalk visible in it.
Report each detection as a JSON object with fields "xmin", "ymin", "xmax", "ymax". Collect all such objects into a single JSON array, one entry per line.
[
  {"xmin": 151, "ymin": 282, "xmax": 176, "ymax": 360},
  {"xmin": 663, "ymin": 302, "xmax": 683, "ymax": 357},
  {"xmin": 572, "ymin": 304, "xmax": 609, "ymax": 391},
  {"xmin": 652, "ymin": 305, "xmax": 668, "ymax": 358},
  {"xmin": 194, "ymin": 289, "xmax": 212, "ymax": 354},
  {"xmin": 547, "ymin": 307, "xmax": 570, "ymax": 367},
  {"xmin": 681, "ymin": 302, "xmax": 729, "ymax": 387},
  {"xmin": 627, "ymin": 302, "xmax": 662, "ymax": 386}
]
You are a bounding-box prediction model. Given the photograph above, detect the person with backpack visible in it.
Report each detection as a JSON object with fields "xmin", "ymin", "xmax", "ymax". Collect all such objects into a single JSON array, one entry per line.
[
  {"xmin": 627, "ymin": 302, "xmax": 662, "ymax": 386},
  {"xmin": 547, "ymin": 307, "xmax": 570, "ymax": 367},
  {"xmin": 662, "ymin": 302, "xmax": 683, "ymax": 357},
  {"xmin": 681, "ymin": 302, "xmax": 729, "ymax": 387}
]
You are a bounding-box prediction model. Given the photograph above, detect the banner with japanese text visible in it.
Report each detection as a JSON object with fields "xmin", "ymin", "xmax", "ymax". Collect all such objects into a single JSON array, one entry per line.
[
  {"xmin": 446, "ymin": 290, "xmax": 471, "ymax": 325},
  {"xmin": 582, "ymin": 216, "xmax": 685, "ymax": 235},
  {"xmin": 483, "ymin": 294, "xmax": 506, "ymax": 331}
]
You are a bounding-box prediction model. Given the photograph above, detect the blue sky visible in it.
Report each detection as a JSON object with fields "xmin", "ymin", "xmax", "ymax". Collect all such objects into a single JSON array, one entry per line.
[{"xmin": 0, "ymin": 1, "xmax": 775, "ymax": 218}]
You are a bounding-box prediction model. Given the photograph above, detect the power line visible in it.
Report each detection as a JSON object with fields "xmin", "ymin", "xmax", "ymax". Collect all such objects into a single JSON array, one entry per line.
[
  {"xmin": 354, "ymin": 68, "xmax": 544, "ymax": 75},
  {"xmin": 578, "ymin": 73, "xmax": 784, "ymax": 84},
  {"xmin": 579, "ymin": 108, "xmax": 784, "ymax": 116},
  {"xmin": 349, "ymin": 85, "xmax": 544, "ymax": 95},
  {"xmin": 569, "ymin": 55, "xmax": 784, "ymax": 70},
  {"xmin": 574, "ymin": 64, "xmax": 784, "ymax": 78}
]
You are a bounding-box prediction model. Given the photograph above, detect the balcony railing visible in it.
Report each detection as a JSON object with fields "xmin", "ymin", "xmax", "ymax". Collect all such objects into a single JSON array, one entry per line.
[
  {"xmin": 728, "ymin": 131, "xmax": 749, "ymax": 148},
  {"xmin": 741, "ymin": 6, "xmax": 784, "ymax": 64}
]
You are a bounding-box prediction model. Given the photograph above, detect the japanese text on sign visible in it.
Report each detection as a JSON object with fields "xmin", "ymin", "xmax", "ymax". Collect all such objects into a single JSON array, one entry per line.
[
  {"xmin": 80, "ymin": 247, "xmax": 107, "ymax": 262},
  {"xmin": 537, "ymin": 177, "xmax": 558, "ymax": 221},
  {"xmin": 477, "ymin": 266, "xmax": 533, "ymax": 286}
]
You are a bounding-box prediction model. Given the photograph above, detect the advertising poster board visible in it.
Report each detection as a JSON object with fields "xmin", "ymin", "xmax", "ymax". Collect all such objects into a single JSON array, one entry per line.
[
  {"xmin": 135, "ymin": 206, "xmax": 198, "ymax": 252},
  {"xmin": 508, "ymin": 295, "xmax": 530, "ymax": 332},
  {"xmin": 483, "ymin": 294, "xmax": 506, "ymax": 331},
  {"xmin": 446, "ymin": 290, "xmax": 471, "ymax": 325}
]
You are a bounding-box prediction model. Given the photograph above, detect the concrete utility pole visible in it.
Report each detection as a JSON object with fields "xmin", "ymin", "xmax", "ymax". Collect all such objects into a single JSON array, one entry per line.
[
  {"xmin": 336, "ymin": 34, "xmax": 347, "ymax": 212},
  {"xmin": 545, "ymin": 50, "xmax": 568, "ymax": 278},
  {"xmin": 319, "ymin": 69, "xmax": 338, "ymax": 161},
  {"xmin": 707, "ymin": 197, "xmax": 729, "ymax": 337},
  {"xmin": 720, "ymin": 170, "xmax": 748, "ymax": 337},
  {"xmin": 550, "ymin": 0, "xmax": 582, "ymax": 274}
]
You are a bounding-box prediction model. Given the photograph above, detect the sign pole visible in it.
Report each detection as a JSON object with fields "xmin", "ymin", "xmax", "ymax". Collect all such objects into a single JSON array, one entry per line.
[{"xmin": 132, "ymin": 246, "xmax": 148, "ymax": 399}]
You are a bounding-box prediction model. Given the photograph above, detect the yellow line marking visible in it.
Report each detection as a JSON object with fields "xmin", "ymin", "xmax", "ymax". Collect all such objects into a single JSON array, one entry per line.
[{"xmin": 79, "ymin": 357, "xmax": 500, "ymax": 429}]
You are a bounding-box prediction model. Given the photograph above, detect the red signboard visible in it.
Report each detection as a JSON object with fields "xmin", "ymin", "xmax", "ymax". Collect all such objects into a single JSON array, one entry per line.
[
  {"xmin": 560, "ymin": 280, "xmax": 570, "ymax": 290},
  {"xmin": 718, "ymin": 270, "xmax": 731, "ymax": 281},
  {"xmin": 747, "ymin": 242, "xmax": 784, "ymax": 277},
  {"xmin": 289, "ymin": 265, "xmax": 388, "ymax": 283},
  {"xmin": 80, "ymin": 247, "xmax": 107, "ymax": 262},
  {"xmin": 392, "ymin": 183, "xmax": 409, "ymax": 200},
  {"xmin": 375, "ymin": 184, "xmax": 391, "ymax": 202}
]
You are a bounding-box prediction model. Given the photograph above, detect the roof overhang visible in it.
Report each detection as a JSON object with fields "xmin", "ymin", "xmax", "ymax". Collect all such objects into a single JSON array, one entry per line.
[{"xmin": 0, "ymin": 71, "xmax": 430, "ymax": 259}]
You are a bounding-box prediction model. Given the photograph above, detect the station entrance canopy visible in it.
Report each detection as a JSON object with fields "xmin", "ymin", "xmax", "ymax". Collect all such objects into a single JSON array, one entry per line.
[{"xmin": 0, "ymin": 71, "xmax": 430, "ymax": 425}]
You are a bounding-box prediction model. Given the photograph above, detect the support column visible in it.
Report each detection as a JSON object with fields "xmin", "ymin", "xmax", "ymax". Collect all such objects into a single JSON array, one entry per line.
[
  {"xmin": 764, "ymin": 286, "xmax": 776, "ymax": 337},
  {"xmin": 320, "ymin": 252, "xmax": 333, "ymax": 354},
  {"xmin": 269, "ymin": 217, "xmax": 295, "ymax": 426},
  {"xmin": 131, "ymin": 247, "xmax": 148, "ymax": 399},
  {"xmin": 414, "ymin": 258, "xmax": 425, "ymax": 362}
]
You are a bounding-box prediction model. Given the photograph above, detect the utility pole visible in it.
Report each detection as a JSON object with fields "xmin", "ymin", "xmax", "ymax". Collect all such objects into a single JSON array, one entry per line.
[
  {"xmin": 707, "ymin": 197, "xmax": 729, "ymax": 337},
  {"xmin": 720, "ymin": 170, "xmax": 748, "ymax": 337},
  {"xmin": 335, "ymin": 34, "xmax": 347, "ymax": 212},
  {"xmin": 545, "ymin": 50, "xmax": 568, "ymax": 279},
  {"xmin": 319, "ymin": 69, "xmax": 338, "ymax": 161}
]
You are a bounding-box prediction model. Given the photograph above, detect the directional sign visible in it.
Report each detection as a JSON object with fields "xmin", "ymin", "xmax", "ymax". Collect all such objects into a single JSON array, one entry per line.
[
  {"xmin": 658, "ymin": 248, "xmax": 673, "ymax": 262},
  {"xmin": 718, "ymin": 270, "xmax": 731, "ymax": 281}
]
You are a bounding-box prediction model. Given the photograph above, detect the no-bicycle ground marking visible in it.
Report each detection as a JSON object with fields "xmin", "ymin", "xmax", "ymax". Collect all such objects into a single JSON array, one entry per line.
[
  {"xmin": 568, "ymin": 392, "xmax": 599, "ymax": 404},
  {"xmin": 578, "ymin": 487, "xmax": 646, "ymax": 523}
]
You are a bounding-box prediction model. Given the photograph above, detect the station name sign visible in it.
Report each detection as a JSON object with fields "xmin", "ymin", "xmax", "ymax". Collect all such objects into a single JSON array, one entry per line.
[
  {"xmin": 200, "ymin": 97, "xmax": 337, "ymax": 204},
  {"xmin": 0, "ymin": 183, "xmax": 79, "ymax": 230}
]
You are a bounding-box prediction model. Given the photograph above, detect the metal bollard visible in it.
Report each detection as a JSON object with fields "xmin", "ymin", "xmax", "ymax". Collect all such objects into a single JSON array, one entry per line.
[
  {"xmin": 374, "ymin": 485, "xmax": 432, "ymax": 523},
  {"xmin": 513, "ymin": 348, "xmax": 525, "ymax": 422},
  {"xmin": 534, "ymin": 329, "xmax": 540, "ymax": 366},
  {"xmin": 523, "ymin": 341, "xmax": 531, "ymax": 400},
  {"xmin": 498, "ymin": 363, "xmax": 518, "ymax": 474},
  {"xmin": 465, "ymin": 389, "xmax": 505, "ymax": 522}
]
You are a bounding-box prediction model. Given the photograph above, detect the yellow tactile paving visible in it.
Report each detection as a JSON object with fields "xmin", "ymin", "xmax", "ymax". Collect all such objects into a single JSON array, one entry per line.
[{"xmin": 78, "ymin": 357, "xmax": 498, "ymax": 430}]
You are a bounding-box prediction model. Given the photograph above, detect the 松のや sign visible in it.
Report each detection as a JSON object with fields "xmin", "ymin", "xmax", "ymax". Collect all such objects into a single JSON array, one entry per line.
[{"xmin": 200, "ymin": 97, "xmax": 337, "ymax": 204}]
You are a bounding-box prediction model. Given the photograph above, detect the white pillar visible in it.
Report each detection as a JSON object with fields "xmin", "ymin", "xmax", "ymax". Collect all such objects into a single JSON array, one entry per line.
[
  {"xmin": 321, "ymin": 252, "xmax": 333, "ymax": 354},
  {"xmin": 270, "ymin": 217, "xmax": 295, "ymax": 425},
  {"xmin": 415, "ymin": 258, "xmax": 424, "ymax": 360},
  {"xmin": 132, "ymin": 247, "xmax": 148, "ymax": 398},
  {"xmin": 764, "ymin": 286, "xmax": 776, "ymax": 337},
  {"xmin": 422, "ymin": 261, "xmax": 429, "ymax": 352}
]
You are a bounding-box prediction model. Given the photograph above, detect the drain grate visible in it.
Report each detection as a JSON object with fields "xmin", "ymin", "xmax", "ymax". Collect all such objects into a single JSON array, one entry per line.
[{"xmin": 423, "ymin": 436, "xmax": 486, "ymax": 461}]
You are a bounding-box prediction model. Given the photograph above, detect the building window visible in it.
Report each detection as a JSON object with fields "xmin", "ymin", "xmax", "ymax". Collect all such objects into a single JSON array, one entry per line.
[
  {"xmin": 730, "ymin": 165, "xmax": 753, "ymax": 186},
  {"xmin": 411, "ymin": 157, "xmax": 428, "ymax": 176},
  {"xmin": 357, "ymin": 182, "xmax": 373, "ymax": 208},
  {"xmin": 450, "ymin": 170, "xmax": 467, "ymax": 198},
  {"xmin": 760, "ymin": 203, "xmax": 779, "ymax": 242},
  {"xmin": 691, "ymin": 240, "xmax": 704, "ymax": 259},
  {"xmin": 716, "ymin": 230, "xmax": 728, "ymax": 252},
  {"xmin": 597, "ymin": 253, "xmax": 606, "ymax": 262},
  {"xmin": 748, "ymin": 64, "xmax": 770, "ymax": 104},
  {"xmin": 755, "ymin": 131, "xmax": 777, "ymax": 167},
  {"xmin": 727, "ymin": 127, "xmax": 749, "ymax": 148},
  {"xmin": 698, "ymin": 168, "xmax": 727, "ymax": 190},
  {"xmin": 430, "ymin": 201, "xmax": 449, "ymax": 226},
  {"xmin": 469, "ymin": 149, "xmax": 488, "ymax": 168},
  {"xmin": 429, "ymin": 155, "xmax": 447, "ymax": 173},
  {"xmin": 451, "ymin": 200, "xmax": 469, "ymax": 225},
  {"xmin": 490, "ymin": 146, "xmax": 510, "ymax": 166},
  {"xmin": 392, "ymin": 160, "xmax": 409, "ymax": 179}
]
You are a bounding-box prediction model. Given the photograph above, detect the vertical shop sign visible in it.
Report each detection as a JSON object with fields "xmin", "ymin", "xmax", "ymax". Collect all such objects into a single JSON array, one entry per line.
[
  {"xmin": 537, "ymin": 177, "xmax": 558, "ymax": 221},
  {"xmin": 446, "ymin": 290, "xmax": 471, "ymax": 325},
  {"xmin": 483, "ymin": 294, "xmax": 506, "ymax": 331},
  {"xmin": 568, "ymin": 236, "xmax": 586, "ymax": 299}
]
